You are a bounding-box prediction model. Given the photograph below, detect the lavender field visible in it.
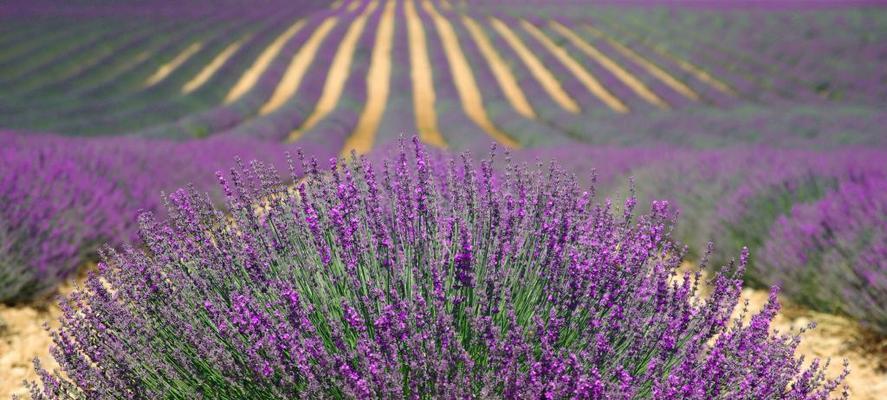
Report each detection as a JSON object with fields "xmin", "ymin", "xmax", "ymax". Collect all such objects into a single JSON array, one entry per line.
[{"xmin": 1, "ymin": 0, "xmax": 886, "ymax": 398}]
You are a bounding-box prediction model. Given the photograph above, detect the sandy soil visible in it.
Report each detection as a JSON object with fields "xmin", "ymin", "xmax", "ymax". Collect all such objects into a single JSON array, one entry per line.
[
  {"xmin": 423, "ymin": 0, "xmax": 518, "ymax": 148},
  {"xmin": 1, "ymin": 272, "xmax": 883, "ymax": 398},
  {"xmin": 406, "ymin": 0, "xmax": 447, "ymax": 148},
  {"xmin": 342, "ymin": 0, "xmax": 396, "ymax": 156},
  {"xmin": 258, "ymin": 17, "xmax": 339, "ymax": 116},
  {"xmin": 462, "ymin": 15, "xmax": 537, "ymax": 119},
  {"xmin": 736, "ymin": 287, "xmax": 886, "ymax": 399},
  {"xmin": 288, "ymin": 1, "xmax": 378, "ymax": 143},
  {"xmin": 224, "ymin": 19, "xmax": 307, "ymax": 104},
  {"xmin": 0, "ymin": 290, "xmax": 65, "ymax": 399},
  {"xmin": 182, "ymin": 38, "xmax": 247, "ymax": 94},
  {"xmin": 490, "ymin": 16, "xmax": 581, "ymax": 114}
]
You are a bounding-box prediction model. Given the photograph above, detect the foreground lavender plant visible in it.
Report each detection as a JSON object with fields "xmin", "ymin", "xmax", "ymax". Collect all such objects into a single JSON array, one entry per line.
[{"xmin": 31, "ymin": 139, "xmax": 847, "ymax": 399}]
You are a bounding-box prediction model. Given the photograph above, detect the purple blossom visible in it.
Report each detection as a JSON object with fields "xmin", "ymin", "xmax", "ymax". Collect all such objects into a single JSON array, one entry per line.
[{"xmin": 31, "ymin": 140, "xmax": 847, "ymax": 398}]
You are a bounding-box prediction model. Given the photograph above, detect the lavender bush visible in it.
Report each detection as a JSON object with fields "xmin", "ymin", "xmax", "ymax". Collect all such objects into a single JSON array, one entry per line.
[
  {"xmin": 760, "ymin": 174, "xmax": 887, "ymax": 334},
  {"xmin": 0, "ymin": 141, "xmax": 129, "ymax": 303},
  {"xmin": 31, "ymin": 139, "xmax": 847, "ymax": 398}
]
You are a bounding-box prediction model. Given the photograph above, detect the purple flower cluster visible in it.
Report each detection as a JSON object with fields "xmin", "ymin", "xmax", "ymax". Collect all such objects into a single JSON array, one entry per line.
[
  {"xmin": 31, "ymin": 139, "xmax": 847, "ymax": 398},
  {"xmin": 761, "ymin": 174, "xmax": 887, "ymax": 334}
]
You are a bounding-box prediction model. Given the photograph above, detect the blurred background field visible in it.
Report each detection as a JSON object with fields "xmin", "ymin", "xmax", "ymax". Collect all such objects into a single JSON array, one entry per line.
[{"xmin": 0, "ymin": 0, "xmax": 885, "ymax": 398}]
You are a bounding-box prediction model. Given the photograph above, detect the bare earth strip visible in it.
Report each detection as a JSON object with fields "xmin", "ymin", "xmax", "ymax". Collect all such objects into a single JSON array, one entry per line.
[
  {"xmin": 423, "ymin": 1, "xmax": 518, "ymax": 148},
  {"xmin": 586, "ymin": 23, "xmax": 736, "ymax": 97},
  {"xmin": 287, "ymin": 1, "xmax": 379, "ymax": 143},
  {"xmin": 182, "ymin": 37, "xmax": 248, "ymax": 94},
  {"xmin": 582, "ymin": 25, "xmax": 700, "ymax": 102},
  {"xmin": 462, "ymin": 15, "xmax": 536, "ymax": 119},
  {"xmin": 405, "ymin": 0, "xmax": 447, "ymax": 148},
  {"xmin": 490, "ymin": 17, "xmax": 580, "ymax": 114},
  {"xmin": 521, "ymin": 20, "xmax": 628, "ymax": 113},
  {"xmin": 550, "ymin": 21, "xmax": 668, "ymax": 110},
  {"xmin": 224, "ymin": 19, "xmax": 306, "ymax": 104},
  {"xmin": 347, "ymin": 0, "xmax": 361, "ymax": 12},
  {"xmin": 342, "ymin": 0, "xmax": 396, "ymax": 156},
  {"xmin": 259, "ymin": 17, "xmax": 339, "ymax": 116},
  {"xmin": 144, "ymin": 42, "xmax": 203, "ymax": 87}
]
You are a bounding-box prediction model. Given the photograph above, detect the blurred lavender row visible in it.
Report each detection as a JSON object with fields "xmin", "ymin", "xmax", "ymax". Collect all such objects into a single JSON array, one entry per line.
[{"xmin": 0, "ymin": 130, "xmax": 336, "ymax": 303}]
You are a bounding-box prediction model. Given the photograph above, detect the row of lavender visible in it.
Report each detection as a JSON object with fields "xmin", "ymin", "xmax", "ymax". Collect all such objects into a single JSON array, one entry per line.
[
  {"xmin": 4, "ymin": 1, "xmax": 884, "ymax": 143},
  {"xmin": 472, "ymin": 1, "xmax": 887, "ymax": 105},
  {"xmin": 0, "ymin": 8, "xmax": 300, "ymax": 135},
  {"xmin": 0, "ymin": 130, "xmax": 336, "ymax": 303},
  {"xmin": 519, "ymin": 145, "xmax": 887, "ymax": 335}
]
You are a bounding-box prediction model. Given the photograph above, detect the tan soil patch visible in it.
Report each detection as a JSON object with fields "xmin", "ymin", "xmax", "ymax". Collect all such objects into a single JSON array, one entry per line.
[
  {"xmin": 0, "ymin": 266, "xmax": 91, "ymax": 400},
  {"xmin": 224, "ymin": 18, "xmax": 307, "ymax": 104},
  {"xmin": 588, "ymin": 22, "xmax": 736, "ymax": 96},
  {"xmin": 182, "ymin": 37, "xmax": 247, "ymax": 94},
  {"xmin": 489, "ymin": 17, "xmax": 580, "ymax": 114},
  {"xmin": 462, "ymin": 15, "xmax": 536, "ymax": 119},
  {"xmin": 342, "ymin": 0, "xmax": 396, "ymax": 156},
  {"xmin": 422, "ymin": 1, "xmax": 518, "ymax": 148},
  {"xmin": 737, "ymin": 287, "xmax": 886, "ymax": 400},
  {"xmin": 259, "ymin": 17, "xmax": 339, "ymax": 116},
  {"xmin": 550, "ymin": 21, "xmax": 668, "ymax": 110},
  {"xmin": 521, "ymin": 20, "xmax": 628, "ymax": 113},
  {"xmin": 582, "ymin": 25, "xmax": 700, "ymax": 102},
  {"xmin": 0, "ymin": 303, "xmax": 60, "ymax": 399},
  {"xmin": 144, "ymin": 42, "xmax": 203, "ymax": 87},
  {"xmin": 288, "ymin": 1, "xmax": 379, "ymax": 143},
  {"xmin": 677, "ymin": 262, "xmax": 887, "ymax": 399},
  {"xmin": 405, "ymin": 0, "xmax": 447, "ymax": 148}
]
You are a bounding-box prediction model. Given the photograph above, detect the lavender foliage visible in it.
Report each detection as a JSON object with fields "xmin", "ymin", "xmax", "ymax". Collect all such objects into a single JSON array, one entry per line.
[
  {"xmin": 0, "ymin": 131, "xmax": 331, "ymax": 303},
  {"xmin": 760, "ymin": 174, "xmax": 887, "ymax": 334},
  {"xmin": 31, "ymin": 140, "xmax": 847, "ymax": 399}
]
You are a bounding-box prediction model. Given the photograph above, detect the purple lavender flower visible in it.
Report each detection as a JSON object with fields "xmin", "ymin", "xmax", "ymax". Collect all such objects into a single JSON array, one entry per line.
[{"xmin": 31, "ymin": 140, "xmax": 847, "ymax": 398}]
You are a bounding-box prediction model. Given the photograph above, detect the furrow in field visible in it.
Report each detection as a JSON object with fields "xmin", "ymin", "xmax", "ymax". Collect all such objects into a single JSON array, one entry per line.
[
  {"xmin": 462, "ymin": 15, "xmax": 536, "ymax": 119},
  {"xmin": 521, "ymin": 20, "xmax": 627, "ymax": 113},
  {"xmin": 259, "ymin": 17, "xmax": 338, "ymax": 115},
  {"xmin": 489, "ymin": 17, "xmax": 580, "ymax": 114},
  {"xmin": 182, "ymin": 36, "xmax": 248, "ymax": 94},
  {"xmin": 423, "ymin": 1, "xmax": 518, "ymax": 148},
  {"xmin": 406, "ymin": 0, "xmax": 446, "ymax": 148},
  {"xmin": 342, "ymin": 0, "xmax": 396, "ymax": 156},
  {"xmin": 581, "ymin": 24, "xmax": 699, "ymax": 102},
  {"xmin": 588, "ymin": 23, "xmax": 735, "ymax": 96},
  {"xmin": 144, "ymin": 42, "xmax": 204, "ymax": 87},
  {"xmin": 287, "ymin": 1, "xmax": 379, "ymax": 142},
  {"xmin": 550, "ymin": 20, "xmax": 668, "ymax": 110},
  {"xmin": 224, "ymin": 18, "xmax": 306, "ymax": 104},
  {"xmin": 347, "ymin": 0, "xmax": 361, "ymax": 12}
]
